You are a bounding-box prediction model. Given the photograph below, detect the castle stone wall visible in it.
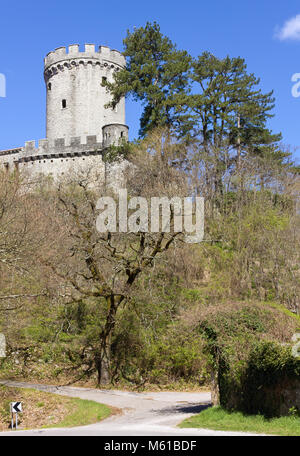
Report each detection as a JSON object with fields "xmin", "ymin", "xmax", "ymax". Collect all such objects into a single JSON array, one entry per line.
[
  {"xmin": 0, "ymin": 136, "xmax": 128, "ymax": 189},
  {"xmin": 44, "ymin": 45, "xmax": 126, "ymax": 145}
]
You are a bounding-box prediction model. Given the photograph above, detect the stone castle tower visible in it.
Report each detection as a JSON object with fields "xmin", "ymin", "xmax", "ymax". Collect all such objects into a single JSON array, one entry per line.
[
  {"xmin": 0, "ymin": 44, "xmax": 129, "ymax": 181},
  {"xmin": 44, "ymin": 44, "xmax": 128, "ymax": 147}
]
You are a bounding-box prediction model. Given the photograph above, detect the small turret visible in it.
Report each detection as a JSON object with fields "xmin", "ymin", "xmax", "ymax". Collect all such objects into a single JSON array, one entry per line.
[{"xmin": 102, "ymin": 124, "xmax": 129, "ymax": 148}]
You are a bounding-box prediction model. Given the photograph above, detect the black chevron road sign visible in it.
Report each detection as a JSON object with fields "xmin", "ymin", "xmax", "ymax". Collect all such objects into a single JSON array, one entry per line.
[{"xmin": 10, "ymin": 402, "xmax": 22, "ymax": 413}]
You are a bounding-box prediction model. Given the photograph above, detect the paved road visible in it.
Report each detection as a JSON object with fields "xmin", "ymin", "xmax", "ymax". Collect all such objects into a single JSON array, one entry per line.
[{"xmin": 0, "ymin": 380, "xmax": 260, "ymax": 436}]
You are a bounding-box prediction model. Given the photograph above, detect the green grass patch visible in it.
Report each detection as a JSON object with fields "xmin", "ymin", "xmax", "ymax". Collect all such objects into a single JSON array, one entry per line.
[
  {"xmin": 179, "ymin": 406, "xmax": 300, "ymax": 436},
  {"xmin": 47, "ymin": 397, "xmax": 112, "ymax": 428}
]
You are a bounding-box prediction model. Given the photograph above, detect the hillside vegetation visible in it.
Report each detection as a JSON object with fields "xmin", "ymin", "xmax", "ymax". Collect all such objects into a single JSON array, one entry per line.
[
  {"xmin": 0, "ymin": 22, "xmax": 299, "ymax": 398},
  {"xmin": 0, "ymin": 130, "xmax": 299, "ymax": 390}
]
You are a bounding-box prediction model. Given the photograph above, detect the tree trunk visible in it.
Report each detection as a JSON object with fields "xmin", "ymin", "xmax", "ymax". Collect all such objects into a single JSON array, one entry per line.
[
  {"xmin": 95, "ymin": 347, "xmax": 111, "ymax": 385},
  {"xmin": 210, "ymin": 369, "xmax": 220, "ymax": 406},
  {"xmin": 96, "ymin": 295, "xmax": 119, "ymax": 385}
]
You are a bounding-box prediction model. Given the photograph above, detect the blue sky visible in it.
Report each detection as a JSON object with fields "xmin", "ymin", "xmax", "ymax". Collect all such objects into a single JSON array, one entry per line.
[{"xmin": 0, "ymin": 0, "xmax": 300, "ymax": 161}]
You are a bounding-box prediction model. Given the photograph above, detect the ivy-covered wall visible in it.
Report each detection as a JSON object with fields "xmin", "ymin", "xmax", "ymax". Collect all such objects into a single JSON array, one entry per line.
[{"xmin": 198, "ymin": 302, "xmax": 300, "ymax": 417}]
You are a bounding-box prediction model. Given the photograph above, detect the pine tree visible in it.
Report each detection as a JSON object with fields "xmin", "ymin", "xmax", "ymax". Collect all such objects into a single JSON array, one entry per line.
[
  {"xmin": 190, "ymin": 52, "xmax": 281, "ymax": 161},
  {"xmin": 104, "ymin": 22, "xmax": 192, "ymax": 137}
]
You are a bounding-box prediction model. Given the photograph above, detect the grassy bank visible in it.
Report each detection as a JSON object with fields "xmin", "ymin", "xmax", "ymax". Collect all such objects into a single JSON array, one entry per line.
[
  {"xmin": 0, "ymin": 385, "xmax": 113, "ymax": 431},
  {"xmin": 179, "ymin": 406, "xmax": 300, "ymax": 436}
]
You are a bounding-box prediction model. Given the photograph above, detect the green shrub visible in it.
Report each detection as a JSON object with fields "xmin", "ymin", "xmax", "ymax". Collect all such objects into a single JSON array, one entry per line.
[
  {"xmin": 197, "ymin": 302, "xmax": 300, "ymax": 417},
  {"xmin": 240, "ymin": 342, "xmax": 300, "ymax": 417}
]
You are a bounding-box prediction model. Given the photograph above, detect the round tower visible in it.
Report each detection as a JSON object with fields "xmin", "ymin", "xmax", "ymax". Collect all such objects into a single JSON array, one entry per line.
[
  {"xmin": 102, "ymin": 124, "xmax": 129, "ymax": 148},
  {"xmin": 44, "ymin": 44, "xmax": 128, "ymax": 145}
]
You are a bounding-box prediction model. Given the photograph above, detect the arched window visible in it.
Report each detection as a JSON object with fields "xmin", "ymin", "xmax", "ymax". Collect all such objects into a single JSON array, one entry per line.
[{"xmin": 62, "ymin": 99, "xmax": 67, "ymax": 109}]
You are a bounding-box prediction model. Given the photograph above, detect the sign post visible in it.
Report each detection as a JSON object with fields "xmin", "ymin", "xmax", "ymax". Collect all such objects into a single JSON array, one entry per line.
[
  {"xmin": 10, "ymin": 402, "xmax": 22, "ymax": 430},
  {"xmin": 0, "ymin": 334, "xmax": 6, "ymax": 358}
]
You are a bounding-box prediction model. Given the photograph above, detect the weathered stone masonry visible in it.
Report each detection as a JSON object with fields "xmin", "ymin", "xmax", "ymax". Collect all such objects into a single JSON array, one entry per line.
[{"xmin": 0, "ymin": 44, "xmax": 129, "ymax": 181}]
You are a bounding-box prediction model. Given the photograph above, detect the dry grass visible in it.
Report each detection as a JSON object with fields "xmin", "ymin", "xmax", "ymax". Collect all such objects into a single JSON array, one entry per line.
[{"xmin": 180, "ymin": 300, "xmax": 299, "ymax": 343}]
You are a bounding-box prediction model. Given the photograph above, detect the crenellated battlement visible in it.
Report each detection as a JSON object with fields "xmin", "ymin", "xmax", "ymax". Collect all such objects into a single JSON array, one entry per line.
[
  {"xmin": 44, "ymin": 44, "xmax": 125, "ymax": 72},
  {"xmin": 23, "ymin": 135, "xmax": 104, "ymax": 156},
  {"xmin": 0, "ymin": 136, "xmax": 103, "ymax": 163},
  {"xmin": 0, "ymin": 147, "xmax": 23, "ymax": 157}
]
